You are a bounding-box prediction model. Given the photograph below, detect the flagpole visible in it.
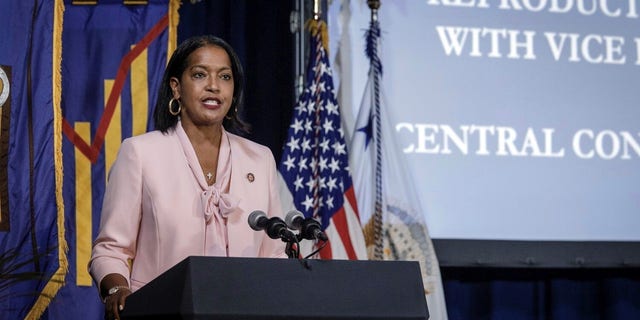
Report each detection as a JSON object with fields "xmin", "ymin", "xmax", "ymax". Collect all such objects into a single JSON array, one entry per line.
[
  {"xmin": 365, "ymin": 0, "xmax": 386, "ymax": 261},
  {"xmin": 312, "ymin": 0, "xmax": 323, "ymax": 218}
]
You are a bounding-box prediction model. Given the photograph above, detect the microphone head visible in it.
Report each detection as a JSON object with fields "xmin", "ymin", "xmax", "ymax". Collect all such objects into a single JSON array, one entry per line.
[
  {"xmin": 265, "ymin": 217, "xmax": 289, "ymax": 240},
  {"xmin": 301, "ymin": 217, "xmax": 325, "ymax": 241},
  {"xmin": 284, "ymin": 210, "xmax": 305, "ymax": 230},
  {"xmin": 248, "ymin": 210, "xmax": 268, "ymax": 231}
]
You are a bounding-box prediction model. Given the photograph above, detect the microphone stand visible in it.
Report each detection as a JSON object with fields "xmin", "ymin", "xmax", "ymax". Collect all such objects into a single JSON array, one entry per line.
[{"xmin": 284, "ymin": 233, "xmax": 302, "ymax": 259}]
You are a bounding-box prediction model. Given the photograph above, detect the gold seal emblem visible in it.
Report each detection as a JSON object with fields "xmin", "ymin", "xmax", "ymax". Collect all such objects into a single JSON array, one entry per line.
[{"xmin": 0, "ymin": 66, "xmax": 9, "ymax": 108}]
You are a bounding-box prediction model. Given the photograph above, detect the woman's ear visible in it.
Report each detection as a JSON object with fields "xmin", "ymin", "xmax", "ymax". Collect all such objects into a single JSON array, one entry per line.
[{"xmin": 169, "ymin": 77, "xmax": 180, "ymax": 99}]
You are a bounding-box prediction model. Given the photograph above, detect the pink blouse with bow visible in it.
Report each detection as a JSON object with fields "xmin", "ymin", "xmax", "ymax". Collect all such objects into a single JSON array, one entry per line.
[{"xmin": 89, "ymin": 121, "xmax": 287, "ymax": 292}]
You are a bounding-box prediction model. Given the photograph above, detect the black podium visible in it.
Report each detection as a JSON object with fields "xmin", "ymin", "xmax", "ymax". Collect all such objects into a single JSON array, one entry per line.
[{"xmin": 120, "ymin": 256, "xmax": 429, "ymax": 319}]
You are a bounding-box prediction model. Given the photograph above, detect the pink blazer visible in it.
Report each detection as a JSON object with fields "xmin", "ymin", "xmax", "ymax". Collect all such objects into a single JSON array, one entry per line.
[{"xmin": 89, "ymin": 124, "xmax": 287, "ymax": 292}]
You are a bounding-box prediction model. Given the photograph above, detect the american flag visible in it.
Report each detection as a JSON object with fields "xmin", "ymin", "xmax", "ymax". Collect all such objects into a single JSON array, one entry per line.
[{"xmin": 278, "ymin": 20, "xmax": 367, "ymax": 260}]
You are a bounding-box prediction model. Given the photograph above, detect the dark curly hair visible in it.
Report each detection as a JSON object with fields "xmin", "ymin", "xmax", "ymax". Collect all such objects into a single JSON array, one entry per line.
[{"xmin": 153, "ymin": 35, "xmax": 249, "ymax": 134}]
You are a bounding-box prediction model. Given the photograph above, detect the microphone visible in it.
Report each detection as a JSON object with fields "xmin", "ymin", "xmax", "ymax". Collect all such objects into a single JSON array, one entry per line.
[
  {"xmin": 284, "ymin": 210, "xmax": 328, "ymax": 241},
  {"xmin": 248, "ymin": 210, "xmax": 296, "ymax": 242}
]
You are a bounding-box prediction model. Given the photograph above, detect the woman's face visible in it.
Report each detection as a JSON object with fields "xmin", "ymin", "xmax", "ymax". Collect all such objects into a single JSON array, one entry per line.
[{"xmin": 170, "ymin": 45, "xmax": 234, "ymax": 127}]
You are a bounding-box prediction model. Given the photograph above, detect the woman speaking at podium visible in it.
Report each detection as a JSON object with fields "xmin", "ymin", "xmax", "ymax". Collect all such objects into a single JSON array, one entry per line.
[{"xmin": 88, "ymin": 35, "xmax": 287, "ymax": 320}]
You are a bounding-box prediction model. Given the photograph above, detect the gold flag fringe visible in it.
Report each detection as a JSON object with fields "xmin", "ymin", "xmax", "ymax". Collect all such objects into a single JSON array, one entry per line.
[
  {"xmin": 26, "ymin": 0, "xmax": 68, "ymax": 318},
  {"xmin": 305, "ymin": 19, "xmax": 330, "ymax": 55},
  {"xmin": 168, "ymin": 0, "xmax": 181, "ymax": 62}
]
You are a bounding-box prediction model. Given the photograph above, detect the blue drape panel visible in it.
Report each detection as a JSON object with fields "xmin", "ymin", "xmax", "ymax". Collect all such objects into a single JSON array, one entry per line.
[{"xmin": 443, "ymin": 268, "xmax": 640, "ymax": 320}]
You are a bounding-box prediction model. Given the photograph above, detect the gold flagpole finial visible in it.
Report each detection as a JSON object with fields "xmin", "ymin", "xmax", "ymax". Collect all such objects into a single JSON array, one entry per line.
[
  {"xmin": 367, "ymin": 0, "xmax": 380, "ymax": 21},
  {"xmin": 313, "ymin": 0, "xmax": 321, "ymax": 20}
]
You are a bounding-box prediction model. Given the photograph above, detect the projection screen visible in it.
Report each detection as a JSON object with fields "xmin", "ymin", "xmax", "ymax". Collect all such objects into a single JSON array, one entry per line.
[{"xmin": 329, "ymin": 0, "xmax": 640, "ymax": 267}]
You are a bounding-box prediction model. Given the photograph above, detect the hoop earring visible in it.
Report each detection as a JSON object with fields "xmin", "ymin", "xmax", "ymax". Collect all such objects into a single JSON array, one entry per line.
[{"xmin": 168, "ymin": 98, "xmax": 181, "ymax": 116}]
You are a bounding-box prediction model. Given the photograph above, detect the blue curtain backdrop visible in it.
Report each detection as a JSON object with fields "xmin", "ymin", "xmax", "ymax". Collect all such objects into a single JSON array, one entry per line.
[
  {"xmin": 443, "ymin": 268, "xmax": 639, "ymax": 320},
  {"xmin": 177, "ymin": 1, "xmax": 640, "ymax": 320}
]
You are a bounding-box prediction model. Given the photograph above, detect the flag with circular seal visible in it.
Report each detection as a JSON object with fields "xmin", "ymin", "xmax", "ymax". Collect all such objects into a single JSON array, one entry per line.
[{"xmin": 0, "ymin": 1, "xmax": 66, "ymax": 319}]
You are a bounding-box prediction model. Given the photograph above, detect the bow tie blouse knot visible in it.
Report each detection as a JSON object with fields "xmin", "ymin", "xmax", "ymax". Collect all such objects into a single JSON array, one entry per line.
[{"xmin": 202, "ymin": 187, "xmax": 238, "ymax": 223}]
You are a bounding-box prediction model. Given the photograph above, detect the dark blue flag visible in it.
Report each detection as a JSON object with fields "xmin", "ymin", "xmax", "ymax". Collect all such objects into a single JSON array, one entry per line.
[
  {"xmin": 0, "ymin": 1, "xmax": 66, "ymax": 318},
  {"xmin": 56, "ymin": 1, "xmax": 174, "ymax": 319}
]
